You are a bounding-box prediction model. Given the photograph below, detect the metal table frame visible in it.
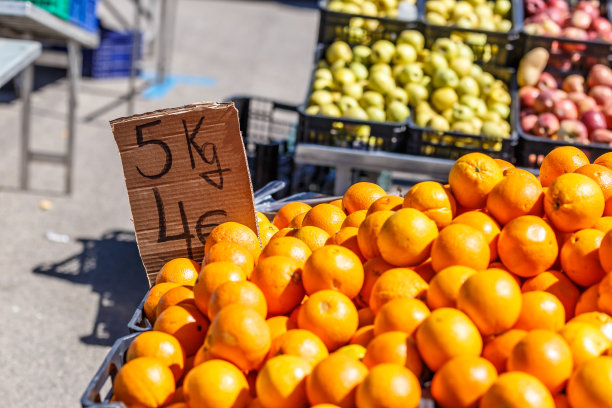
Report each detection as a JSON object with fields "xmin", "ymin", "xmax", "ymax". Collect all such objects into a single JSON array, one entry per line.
[{"xmin": 0, "ymin": 1, "xmax": 99, "ymax": 194}]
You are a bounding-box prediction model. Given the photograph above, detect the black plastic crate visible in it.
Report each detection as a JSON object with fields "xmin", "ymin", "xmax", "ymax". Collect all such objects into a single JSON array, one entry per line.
[
  {"xmin": 407, "ymin": 65, "xmax": 518, "ymax": 161},
  {"xmin": 420, "ymin": 0, "xmax": 524, "ymax": 67},
  {"xmin": 127, "ymin": 293, "xmax": 151, "ymax": 333},
  {"xmin": 522, "ymin": 0, "xmax": 612, "ymax": 72}
]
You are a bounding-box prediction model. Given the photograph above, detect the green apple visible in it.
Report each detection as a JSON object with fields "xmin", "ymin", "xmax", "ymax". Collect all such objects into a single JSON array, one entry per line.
[
  {"xmin": 456, "ymin": 43, "xmax": 475, "ymax": 61},
  {"xmin": 367, "ymin": 106, "xmax": 386, "ymax": 122},
  {"xmin": 479, "ymin": 20, "xmax": 497, "ymax": 32},
  {"xmin": 370, "ymin": 40, "xmax": 396, "ymax": 64},
  {"xmin": 416, "ymin": 109, "xmax": 435, "ymax": 127},
  {"xmin": 405, "ymin": 83, "xmax": 429, "ymax": 106},
  {"xmin": 339, "ymin": 95, "xmax": 360, "ymax": 113},
  {"xmin": 466, "ymin": 0, "xmax": 486, "ymax": 6},
  {"xmin": 380, "ymin": 0, "xmax": 398, "ymax": 10},
  {"xmin": 457, "ymin": 76, "xmax": 480, "ymax": 97},
  {"xmin": 326, "ymin": 41, "xmax": 353, "ymax": 65},
  {"xmin": 352, "ymin": 45, "xmax": 372, "ymax": 64},
  {"xmin": 397, "ymin": 30, "xmax": 424, "ymax": 52},
  {"xmin": 327, "ymin": 1, "xmax": 344, "ymax": 11},
  {"xmin": 334, "ymin": 68, "xmax": 357, "ymax": 86},
  {"xmin": 361, "ymin": 1, "xmax": 379, "ymax": 16},
  {"xmin": 343, "ymin": 82, "xmax": 364, "ymax": 99},
  {"xmin": 475, "ymin": 72, "xmax": 495, "ymax": 90},
  {"xmin": 360, "ymin": 91, "xmax": 385, "ymax": 109},
  {"xmin": 393, "ymin": 43, "xmax": 417, "ymax": 65},
  {"xmin": 427, "ymin": 115, "xmax": 450, "ymax": 131},
  {"xmin": 314, "ymin": 68, "xmax": 333, "ymax": 81},
  {"xmin": 349, "ymin": 17, "xmax": 365, "ymax": 28},
  {"xmin": 470, "ymin": 64, "xmax": 483, "ymax": 78},
  {"xmin": 396, "ymin": 64, "xmax": 424, "ymax": 85},
  {"xmin": 387, "ymin": 101, "xmax": 410, "ymax": 122},
  {"xmin": 432, "ymin": 38, "xmax": 458, "ymax": 60},
  {"xmin": 313, "ymin": 78, "xmax": 335, "ymax": 91},
  {"xmin": 431, "ymin": 87, "xmax": 458, "ymax": 112},
  {"xmin": 349, "ymin": 62, "xmax": 369, "ymax": 81},
  {"xmin": 416, "ymin": 100, "xmax": 434, "ymax": 113},
  {"xmin": 345, "ymin": 105, "xmax": 369, "ymax": 120},
  {"xmin": 433, "ymin": 68, "xmax": 460, "ymax": 89},
  {"xmin": 497, "ymin": 19, "xmax": 512, "ymax": 32},
  {"xmin": 452, "ymin": 103, "xmax": 475, "ymax": 122},
  {"xmin": 386, "ymin": 87, "xmax": 409, "ymax": 105},
  {"xmin": 480, "ymin": 111, "xmax": 502, "ymax": 122},
  {"xmin": 441, "ymin": 108, "xmax": 453, "ymax": 123},
  {"xmin": 368, "ymin": 72, "xmax": 396, "ymax": 95},
  {"xmin": 331, "ymin": 60, "xmax": 347, "ymax": 73},
  {"xmin": 450, "ymin": 57, "xmax": 473, "ymax": 78},
  {"xmin": 452, "ymin": 2, "xmax": 474, "ymax": 19},
  {"xmin": 310, "ymin": 90, "xmax": 333, "ymax": 106},
  {"xmin": 452, "ymin": 121, "xmax": 476, "ymax": 134},
  {"xmin": 343, "ymin": 3, "xmax": 362, "ymax": 14},
  {"xmin": 471, "ymin": 117, "xmax": 483, "ymax": 132},
  {"xmin": 482, "ymin": 120, "xmax": 510, "ymax": 137},
  {"xmin": 426, "ymin": 11, "xmax": 447, "ymax": 25},
  {"xmin": 488, "ymin": 102, "xmax": 510, "ymax": 120},
  {"xmin": 426, "ymin": 0, "xmax": 449, "ymax": 18},
  {"xmin": 332, "ymin": 91, "xmax": 342, "ymax": 103},
  {"xmin": 305, "ymin": 105, "xmax": 320, "ymax": 115},
  {"xmin": 487, "ymin": 88, "xmax": 511, "ymax": 105},
  {"xmin": 320, "ymin": 103, "xmax": 342, "ymax": 117},
  {"xmin": 459, "ymin": 95, "xmax": 483, "ymax": 113},
  {"xmin": 475, "ymin": 4, "xmax": 493, "ymax": 19},
  {"xmin": 423, "ymin": 52, "xmax": 448, "ymax": 76},
  {"xmin": 456, "ymin": 16, "xmax": 477, "ymax": 29},
  {"xmin": 495, "ymin": 0, "xmax": 511, "ymax": 16},
  {"xmin": 370, "ymin": 63, "xmax": 393, "ymax": 77},
  {"xmin": 317, "ymin": 60, "xmax": 330, "ymax": 69}
]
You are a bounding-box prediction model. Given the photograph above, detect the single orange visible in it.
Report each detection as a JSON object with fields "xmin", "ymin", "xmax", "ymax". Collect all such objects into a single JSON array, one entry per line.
[
  {"xmin": 431, "ymin": 223, "xmax": 490, "ymax": 272},
  {"xmin": 306, "ymin": 354, "xmax": 368, "ymax": 408},
  {"xmin": 260, "ymin": 223, "xmax": 280, "ymax": 248},
  {"xmin": 156, "ymin": 285, "xmax": 195, "ymax": 318},
  {"xmin": 457, "ymin": 268, "xmax": 522, "ymax": 336},
  {"xmin": 358, "ymin": 257, "xmax": 393, "ymax": 307},
  {"xmin": 271, "ymin": 227, "xmax": 295, "ymax": 241},
  {"xmin": 559, "ymin": 321, "xmax": 611, "ymax": 368},
  {"xmin": 357, "ymin": 210, "xmax": 395, "ymax": 260},
  {"xmin": 575, "ymin": 164, "xmax": 612, "ymax": 200},
  {"xmin": 601, "ymin": 230, "xmax": 612, "ymax": 273},
  {"xmin": 539, "ymin": 146, "xmax": 590, "ymax": 188},
  {"xmin": 250, "ymin": 255, "xmax": 304, "ymax": 316},
  {"xmin": 342, "ymin": 210, "xmax": 368, "ymax": 228},
  {"xmin": 207, "ymin": 280, "xmax": 267, "ymax": 321},
  {"xmin": 303, "ymin": 245, "xmax": 364, "ymax": 299},
  {"xmin": 126, "ymin": 331, "xmax": 185, "ymax": 382},
  {"xmin": 259, "ymin": 236, "xmax": 312, "ymax": 266},
  {"xmin": 366, "ymin": 195, "xmax": 403, "ymax": 215},
  {"xmin": 288, "ymin": 226, "xmax": 330, "ymax": 251},
  {"xmin": 349, "ymin": 325, "xmax": 375, "ymax": 347},
  {"xmin": 403, "ymin": 181, "xmax": 456, "ymax": 229},
  {"xmin": 154, "ymin": 304, "xmax": 209, "ymax": 356},
  {"xmin": 368, "ymin": 268, "xmax": 428, "ymax": 314},
  {"xmin": 595, "ymin": 152, "xmax": 612, "ymax": 170},
  {"xmin": 431, "ymin": 355, "xmax": 498, "ymax": 408},
  {"xmin": 332, "ymin": 227, "xmax": 365, "ymax": 261},
  {"xmin": 289, "ymin": 212, "xmax": 308, "ymax": 229},
  {"xmin": 183, "ymin": 359, "xmax": 250, "ymax": 408},
  {"xmin": 480, "ymin": 372, "xmax": 554, "ymax": 408},
  {"xmin": 451, "ymin": 211, "xmax": 501, "ymax": 262},
  {"xmin": 561, "ymin": 228, "xmax": 606, "ymax": 287},
  {"xmin": 415, "ymin": 308, "xmax": 483, "ymax": 371},
  {"xmin": 522, "ymin": 270, "xmax": 580, "ymax": 320},
  {"xmin": 204, "ymin": 222, "xmax": 261, "ymax": 259},
  {"xmin": 329, "ymin": 199, "xmax": 343, "ymax": 209},
  {"xmin": 155, "ymin": 258, "xmax": 200, "ymax": 286},
  {"xmin": 362, "ymin": 331, "xmax": 423, "ymax": 377},
  {"xmin": 273, "ymin": 202, "xmax": 312, "ymax": 230},
  {"xmin": 513, "ymin": 291, "xmax": 565, "ymax": 331},
  {"xmin": 497, "ymin": 215, "xmax": 558, "ymax": 277},
  {"xmin": 297, "ymin": 289, "xmax": 358, "ymax": 351},
  {"xmin": 575, "ymin": 284, "xmax": 600, "ymax": 316},
  {"xmin": 373, "ymin": 297, "xmax": 430, "ymax": 337},
  {"xmin": 113, "ymin": 357, "xmax": 175, "ymax": 408},
  {"xmin": 267, "ymin": 329, "xmax": 329, "ymax": 367},
  {"xmin": 256, "ymin": 355, "xmax": 312, "ymax": 408},
  {"xmin": 342, "ymin": 182, "xmax": 387, "ymax": 214},
  {"xmin": 333, "ymin": 344, "xmax": 366, "ymax": 361},
  {"xmin": 495, "ymin": 158, "xmax": 515, "ymax": 173},
  {"xmin": 302, "ymin": 203, "xmax": 347, "ymax": 235},
  {"xmin": 358, "ymin": 307, "xmax": 375, "ymax": 327},
  {"xmin": 266, "ymin": 315, "xmax": 297, "ymax": 343},
  {"xmin": 482, "ymin": 329, "xmax": 527, "ymax": 373},
  {"xmin": 569, "ymin": 312, "xmax": 612, "ymax": 342},
  {"xmin": 594, "ymin": 216, "xmax": 612, "ymax": 233},
  {"xmin": 448, "ymin": 152, "xmax": 504, "ymax": 209},
  {"xmin": 377, "ymin": 208, "xmax": 439, "ymax": 267},
  {"xmin": 205, "ymin": 241, "xmax": 255, "ymax": 278},
  {"xmin": 598, "ymin": 273, "xmax": 612, "ymax": 316},
  {"xmin": 567, "ymin": 356, "xmax": 612, "ymax": 408},
  {"xmin": 427, "ymin": 265, "xmax": 477, "ymax": 310},
  {"xmin": 193, "ymin": 261, "xmax": 246, "ymax": 317},
  {"xmin": 486, "ymin": 171, "xmax": 544, "ymax": 225},
  {"xmin": 356, "ymin": 363, "xmax": 421, "ymax": 408},
  {"xmin": 143, "ymin": 282, "xmax": 181, "ymax": 324}
]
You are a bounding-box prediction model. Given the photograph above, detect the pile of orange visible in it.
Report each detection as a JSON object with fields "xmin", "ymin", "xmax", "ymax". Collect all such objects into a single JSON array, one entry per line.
[{"xmin": 113, "ymin": 147, "xmax": 612, "ymax": 408}]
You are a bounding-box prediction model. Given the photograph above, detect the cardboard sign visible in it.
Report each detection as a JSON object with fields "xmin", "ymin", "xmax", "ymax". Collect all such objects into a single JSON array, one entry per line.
[{"xmin": 111, "ymin": 102, "xmax": 257, "ymax": 286}]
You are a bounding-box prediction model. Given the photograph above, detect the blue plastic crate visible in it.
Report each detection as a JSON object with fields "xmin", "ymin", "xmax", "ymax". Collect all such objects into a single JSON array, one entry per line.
[
  {"xmin": 69, "ymin": 0, "xmax": 98, "ymax": 32},
  {"xmin": 82, "ymin": 27, "xmax": 142, "ymax": 78}
]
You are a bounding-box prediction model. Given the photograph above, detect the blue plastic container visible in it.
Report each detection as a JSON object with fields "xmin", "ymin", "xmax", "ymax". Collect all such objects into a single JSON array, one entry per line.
[
  {"xmin": 82, "ymin": 27, "xmax": 142, "ymax": 78},
  {"xmin": 69, "ymin": 0, "xmax": 98, "ymax": 32}
]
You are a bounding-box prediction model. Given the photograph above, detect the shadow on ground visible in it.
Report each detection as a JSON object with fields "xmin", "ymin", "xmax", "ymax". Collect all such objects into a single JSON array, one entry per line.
[{"xmin": 33, "ymin": 230, "xmax": 149, "ymax": 346}]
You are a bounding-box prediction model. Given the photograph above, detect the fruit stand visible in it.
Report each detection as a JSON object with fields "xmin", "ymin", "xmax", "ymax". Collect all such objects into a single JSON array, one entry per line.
[{"xmin": 80, "ymin": 0, "xmax": 612, "ymax": 407}]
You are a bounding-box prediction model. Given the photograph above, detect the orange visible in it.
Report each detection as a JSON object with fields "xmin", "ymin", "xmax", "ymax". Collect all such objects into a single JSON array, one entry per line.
[
  {"xmin": 357, "ymin": 210, "xmax": 395, "ymax": 260},
  {"xmin": 193, "ymin": 261, "xmax": 246, "ymax": 317},
  {"xmin": 366, "ymin": 195, "xmax": 403, "ymax": 215},
  {"xmin": 544, "ymin": 173, "xmax": 605, "ymax": 232},
  {"xmin": 358, "ymin": 257, "xmax": 393, "ymax": 307},
  {"xmin": 427, "ymin": 266, "xmax": 477, "ymax": 310},
  {"xmin": 250, "ymin": 256, "xmax": 304, "ymax": 316},
  {"xmin": 154, "ymin": 304, "xmax": 209, "ymax": 356},
  {"xmin": 480, "ymin": 372, "xmax": 554, "ymax": 408},
  {"xmin": 403, "ymin": 181, "xmax": 456, "ymax": 229},
  {"xmin": 143, "ymin": 282, "xmax": 181, "ymax": 323},
  {"xmin": 457, "ymin": 268, "xmax": 522, "ymax": 336},
  {"xmin": 554, "ymin": 394, "xmax": 570, "ymax": 408},
  {"xmin": 333, "ymin": 344, "xmax": 366, "ymax": 361},
  {"xmin": 303, "ymin": 245, "xmax": 364, "ymax": 299},
  {"xmin": 569, "ymin": 312, "xmax": 612, "ymax": 342},
  {"xmin": 205, "ymin": 241, "xmax": 255, "ymax": 277},
  {"xmin": 256, "ymin": 355, "xmax": 311, "ymax": 408},
  {"xmin": 559, "ymin": 321, "xmax": 611, "ymax": 368},
  {"xmin": 539, "ymin": 146, "xmax": 590, "ymax": 188},
  {"xmin": 431, "ymin": 356, "xmax": 498, "ymax": 408},
  {"xmin": 522, "ymin": 271, "xmax": 580, "ymax": 320},
  {"xmin": 342, "ymin": 182, "xmax": 387, "ymax": 214},
  {"xmin": 598, "ymin": 273, "xmax": 612, "ymax": 315},
  {"xmin": 601, "ymin": 230, "xmax": 612, "ymax": 273},
  {"xmin": 267, "ymin": 329, "xmax": 329, "ymax": 367},
  {"xmin": 482, "ymin": 329, "xmax": 527, "ymax": 373},
  {"xmin": 567, "ymin": 356, "xmax": 612, "ymax": 408},
  {"xmin": 126, "ymin": 331, "xmax": 185, "ymax": 382},
  {"xmin": 272, "ymin": 227, "xmax": 294, "ymax": 241},
  {"xmin": 302, "ymin": 204, "xmax": 347, "ymax": 235},
  {"xmin": 448, "ymin": 152, "xmax": 504, "ymax": 209},
  {"xmin": 289, "ymin": 226, "xmax": 330, "ymax": 251},
  {"xmin": 256, "ymin": 210, "xmax": 271, "ymax": 225},
  {"xmin": 310, "ymin": 405, "xmax": 342, "ymax": 408},
  {"xmin": 342, "ymin": 210, "xmax": 368, "ymax": 228},
  {"xmin": 183, "ymin": 359, "xmax": 250, "ymax": 408},
  {"xmin": 413, "ymin": 258, "xmax": 436, "ymax": 283},
  {"xmin": 368, "ymin": 268, "xmax": 428, "ymax": 314},
  {"xmin": 495, "ymin": 158, "xmax": 515, "ymax": 173},
  {"xmin": 575, "ymin": 163, "xmax": 612, "ymax": 199},
  {"xmin": 595, "ymin": 152, "xmax": 612, "ymax": 170},
  {"xmin": 289, "ymin": 212, "xmax": 308, "ymax": 229},
  {"xmin": 156, "ymin": 285, "xmax": 195, "ymax": 318},
  {"xmin": 513, "ymin": 291, "xmax": 565, "ymax": 331},
  {"xmin": 358, "ymin": 307, "xmax": 375, "ymax": 327},
  {"xmin": 355, "ymin": 363, "xmax": 421, "ymax": 408},
  {"xmin": 362, "ymin": 331, "xmax": 423, "ymax": 376},
  {"xmin": 497, "ymin": 215, "xmax": 558, "ymax": 277},
  {"xmin": 155, "ymin": 258, "xmax": 200, "ymax": 286},
  {"xmin": 273, "ymin": 202, "xmax": 312, "ymax": 230},
  {"xmin": 575, "ymin": 284, "xmax": 600, "ymax": 316},
  {"xmin": 203, "ymin": 304, "xmax": 271, "ymax": 372},
  {"xmin": 207, "ymin": 280, "xmax": 267, "ymax": 321},
  {"xmin": 332, "ymin": 227, "xmax": 365, "ymax": 261},
  {"xmin": 377, "ymin": 208, "xmax": 439, "ymax": 267},
  {"xmin": 260, "ymin": 223, "xmax": 280, "ymax": 248},
  {"xmin": 594, "ymin": 216, "xmax": 612, "ymax": 233},
  {"xmin": 329, "ymin": 199, "xmax": 343, "ymax": 209},
  {"xmin": 487, "ymin": 171, "xmax": 544, "ymax": 225},
  {"xmin": 507, "ymin": 329, "xmax": 573, "ymax": 393},
  {"xmin": 415, "ymin": 308, "xmax": 483, "ymax": 371},
  {"xmin": 259, "ymin": 236, "xmax": 312, "ymax": 266},
  {"xmin": 113, "ymin": 357, "xmax": 175, "ymax": 407},
  {"xmin": 297, "ymin": 290, "xmax": 358, "ymax": 351},
  {"xmin": 306, "ymin": 354, "xmax": 368, "ymax": 408},
  {"xmin": 373, "ymin": 297, "xmax": 430, "ymax": 336},
  {"xmin": 431, "ymin": 223, "xmax": 490, "ymax": 272},
  {"xmin": 561, "ymin": 229, "xmax": 606, "ymax": 286},
  {"xmin": 266, "ymin": 315, "xmax": 297, "ymax": 343},
  {"xmin": 350, "ymin": 325, "xmax": 375, "ymax": 347},
  {"xmin": 451, "ymin": 211, "xmax": 501, "ymax": 262},
  {"xmin": 204, "ymin": 222, "xmax": 261, "ymax": 259}
]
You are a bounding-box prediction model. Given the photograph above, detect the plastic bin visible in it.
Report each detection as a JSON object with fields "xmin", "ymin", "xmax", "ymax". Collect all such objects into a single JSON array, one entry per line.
[
  {"xmin": 82, "ymin": 27, "xmax": 142, "ymax": 78},
  {"xmin": 407, "ymin": 65, "xmax": 518, "ymax": 161},
  {"xmin": 17, "ymin": 0, "xmax": 70, "ymax": 20},
  {"xmin": 69, "ymin": 0, "xmax": 98, "ymax": 32},
  {"xmin": 127, "ymin": 293, "xmax": 151, "ymax": 333}
]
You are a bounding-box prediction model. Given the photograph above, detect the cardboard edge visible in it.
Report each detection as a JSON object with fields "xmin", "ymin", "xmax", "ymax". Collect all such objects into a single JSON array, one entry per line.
[{"xmin": 109, "ymin": 101, "xmax": 234, "ymax": 128}]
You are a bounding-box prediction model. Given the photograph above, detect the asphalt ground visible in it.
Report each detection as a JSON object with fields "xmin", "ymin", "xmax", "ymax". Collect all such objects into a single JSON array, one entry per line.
[{"xmin": 0, "ymin": 1, "xmax": 318, "ymax": 406}]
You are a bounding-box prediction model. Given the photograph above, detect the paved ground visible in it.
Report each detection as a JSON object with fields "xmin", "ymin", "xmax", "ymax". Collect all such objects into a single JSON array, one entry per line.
[{"xmin": 0, "ymin": 1, "xmax": 318, "ymax": 406}]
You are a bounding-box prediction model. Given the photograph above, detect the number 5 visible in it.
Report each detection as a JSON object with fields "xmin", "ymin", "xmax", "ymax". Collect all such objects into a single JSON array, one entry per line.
[{"xmin": 135, "ymin": 120, "xmax": 172, "ymax": 179}]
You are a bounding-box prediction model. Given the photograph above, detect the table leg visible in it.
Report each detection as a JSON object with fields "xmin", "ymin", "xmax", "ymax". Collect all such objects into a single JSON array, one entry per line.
[
  {"xmin": 66, "ymin": 40, "xmax": 82, "ymax": 195},
  {"xmin": 128, "ymin": 0, "xmax": 142, "ymax": 116},
  {"xmin": 334, "ymin": 166, "xmax": 352, "ymax": 196},
  {"xmin": 156, "ymin": 0, "xmax": 174, "ymax": 84},
  {"xmin": 19, "ymin": 62, "xmax": 34, "ymax": 190}
]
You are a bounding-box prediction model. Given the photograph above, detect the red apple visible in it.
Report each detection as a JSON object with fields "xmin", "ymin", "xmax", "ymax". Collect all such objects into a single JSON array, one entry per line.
[
  {"xmin": 533, "ymin": 113, "xmax": 561, "ymax": 138},
  {"xmin": 589, "ymin": 85, "xmax": 612, "ymax": 107},
  {"xmin": 553, "ymin": 99, "xmax": 579, "ymax": 120},
  {"xmin": 562, "ymin": 75, "xmax": 586, "ymax": 93},
  {"xmin": 519, "ymin": 86, "xmax": 541, "ymax": 108},
  {"xmin": 547, "ymin": 0, "xmax": 570, "ymax": 12},
  {"xmin": 576, "ymin": 1, "xmax": 600, "ymax": 19},
  {"xmin": 562, "ymin": 27, "xmax": 588, "ymax": 52},
  {"xmin": 603, "ymin": 101, "xmax": 612, "ymax": 128},
  {"xmin": 588, "ymin": 64, "xmax": 612, "ymax": 88},
  {"xmin": 571, "ymin": 10, "xmax": 592, "ymax": 30},
  {"xmin": 521, "ymin": 114, "xmax": 539, "ymax": 133},
  {"xmin": 578, "ymin": 96, "xmax": 600, "ymax": 114},
  {"xmin": 534, "ymin": 89, "xmax": 557, "ymax": 113},
  {"xmin": 557, "ymin": 119, "xmax": 590, "ymax": 143},
  {"xmin": 537, "ymin": 72, "xmax": 558, "ymax": 90},
  {"xmin": 521, "ymin": 108, "xmax": 537, "ymax": 118},
  {"xmin": 546, "ymin": 7, "xmax": 569, "ymax": 26},
  {"xmin": 581, "ymin": 110, "xmax": 608, "ymax": 136},
  {"xmin": 591, "ymin": 129, "xmax": 612, "ymax": 145},
  {"xmin": 568, "ymin": 92, "xmax": 588, "ymax": 105},
  {"xmin": 526, "ymin": 0, "xmax": 547, "ymax": 15},
  {"xmin": 592, "ymin": 17, "xmax": 612, "ymax": 35}
]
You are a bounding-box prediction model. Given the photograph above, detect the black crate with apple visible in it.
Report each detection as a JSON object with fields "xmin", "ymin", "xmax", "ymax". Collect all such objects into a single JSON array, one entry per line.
[
  {"xmin": 420, "ymin": 0, "xmax": 524, "ymax": 67},
  {"xmin": 522, "ymin": 0, "xmax": 612, "ymax": 72}
]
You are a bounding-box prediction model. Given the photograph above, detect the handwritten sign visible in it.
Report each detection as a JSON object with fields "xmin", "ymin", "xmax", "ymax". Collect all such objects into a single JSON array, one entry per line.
[{"xmin": 111, "ymin": 102, "xmax": 258, "ymax": 285}]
